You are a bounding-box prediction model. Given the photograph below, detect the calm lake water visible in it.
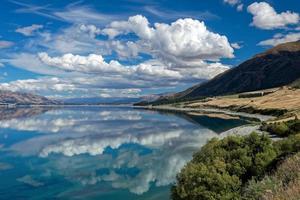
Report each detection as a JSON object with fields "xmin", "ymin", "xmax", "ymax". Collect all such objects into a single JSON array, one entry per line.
[{"xmin": 0, "ymin": 106, "xmax": 253, "ymax": 200}]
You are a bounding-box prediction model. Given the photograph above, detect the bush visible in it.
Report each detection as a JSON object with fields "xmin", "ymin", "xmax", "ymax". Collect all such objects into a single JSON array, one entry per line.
[
  {"xmin": 172, "ymin": 133, "xmax": 277, "ymax": 200},
  {"xmin": 171, "ymin": 162, "xmax": 241, "ymax": 200},
  {"xmin": 172, "ymin": 132, "xmax": 300, "ymax": 200},
  {"xmin": 243, "ymin": 152, "xmax": 300, "ymax": 200},
  {"xmin": 275, "ymin": 133, "xmax": 300, "ymax": 155},
  {"xmin": 260, "ymin": 119, "xmax": 300, "ymax": 137}
]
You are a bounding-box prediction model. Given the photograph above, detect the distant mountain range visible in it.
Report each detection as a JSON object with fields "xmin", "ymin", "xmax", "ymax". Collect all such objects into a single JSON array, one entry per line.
[
  {"xmin": 0, "ymin": 90, "xmax": 169, "ymax": 106},
  {"xmin": 142, "ymin": 41, "xmax": 300, "ymax": 105},
  {"xmin": 0, "ymin": 90, "xmax": 60, "ymax": 105},
  {"xmin": 63, "ymin": 93, "xmax": 174, "ymax": 105},
  {"xmin": 63, "ymin": 97, "xmax": 143, "ymax": 105}
]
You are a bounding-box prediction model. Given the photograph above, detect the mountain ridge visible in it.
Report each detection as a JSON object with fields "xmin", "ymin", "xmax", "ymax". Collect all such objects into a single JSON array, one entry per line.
[
  {"xmin": 144, "ymin": 40, "xmax": 300, "ymax": 105},
  {"xmin": 0, "ymin": 90, "xmax": 61, "ymax": 105}
]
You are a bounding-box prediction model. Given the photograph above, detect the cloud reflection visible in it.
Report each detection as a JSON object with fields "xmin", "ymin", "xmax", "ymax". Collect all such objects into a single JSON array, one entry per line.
[{"xmin": 2, "ymin": 107, "xmax": 222, "ymax": 195}]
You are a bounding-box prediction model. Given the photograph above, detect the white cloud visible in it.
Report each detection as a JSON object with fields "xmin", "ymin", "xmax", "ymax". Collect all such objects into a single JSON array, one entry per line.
[
  {"xmin": 143, "ymin": 6, "xmax": 219, "ymax": 21},
  {"xmin": 78, "ymin": 24, "xmax": 101, "ymax": 38},
  {"xmin": 258, "ymin": 32, "xmax": 300, "ymax": 46},
  {"xmin": 53, "ymin": 6, "xmax": 121, "ymax": 25},
  {"xmin": 103, "ymin": 15, "xmax": 154, "ymax": 39},
  {"xmin": 224, "ymin": 0, "xmax": 243, "ymax": 11},
  {"xmin": 224, "ymin": 0, "xmax": 240, "ymax": 6},
  {"xmin": 16, "ymin": 24, "xmax": 43, "ymax": 36},
  {"xmin": 0, "ymin": 76, "xmax": 144, "ymax": 99},
  {"xmin": 11, "ymin": 1, "xmax": 122, "ymax": 25},
  {"xmin": 107, "ymin": 40, "xmax": 139, "ymax": 59},
  {"xmin": 134, "ymin": 60, "xmax": 182, "ymax": 79},
  {"xmin": 0, "ymin": 40, "xmax": 14, "ymax": 49},
  {"xmin": 231, "ymin": 42, "xmax": 242, "ymax": 49},
  {"xmin": 38, "ymin": 52, "xmax": 128, "ymax": 74},
  {"xmin": 103, "ymin": 15, "xmax": 234, "ymax": 64},
  {"xmin": 237, "ymin": 4, "xmax": 243, "ymax": 12},
  {"xmin": 4, "ymin": 53, "xmax": 65, "ymax": 75},
  {"xmin": 0, "ymin": 77, "xmax": 76, "ymax": 94},
  {"xmin": 4, "ymin": 15, "xmax": 234, "ymax": 98},
  {"xmin": 38, "ymin": 52, "xmax": 229, "ymax": 81},
  {"xmin": 32, "ymin": 25, "xmax": 109, "ymax": 54},
  {"xmin": 247, "ymin": 2, "xmax": 299, "ymax": 30}
]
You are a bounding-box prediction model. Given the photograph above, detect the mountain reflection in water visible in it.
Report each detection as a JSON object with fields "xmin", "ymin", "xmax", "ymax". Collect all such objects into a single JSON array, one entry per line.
[{"xmin": 0, "ymin": 106, "xmax": 254, "ymax": 199}]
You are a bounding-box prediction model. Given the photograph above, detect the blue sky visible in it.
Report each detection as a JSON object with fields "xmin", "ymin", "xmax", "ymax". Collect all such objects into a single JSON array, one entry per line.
[{"xmin": 0, "ymin": 0, "xmax": 299, "ymax": 99}]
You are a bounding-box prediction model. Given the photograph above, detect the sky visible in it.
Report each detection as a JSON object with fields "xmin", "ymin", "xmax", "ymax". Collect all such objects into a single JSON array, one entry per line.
[{"xmin": 0, "ymin": 0, "xmax": 299, "ymax": 99}]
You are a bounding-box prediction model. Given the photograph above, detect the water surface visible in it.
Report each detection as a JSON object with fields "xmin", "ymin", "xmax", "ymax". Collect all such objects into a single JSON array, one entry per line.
[{"xmin": 0, "ymin": 106, "xmax": 253, "ymax": 199}]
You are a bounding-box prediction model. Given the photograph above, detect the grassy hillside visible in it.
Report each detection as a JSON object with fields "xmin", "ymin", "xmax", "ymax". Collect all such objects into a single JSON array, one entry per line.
[{"xmin": 180, "ymin": 86, "xmax": 300, "ymax": 116}]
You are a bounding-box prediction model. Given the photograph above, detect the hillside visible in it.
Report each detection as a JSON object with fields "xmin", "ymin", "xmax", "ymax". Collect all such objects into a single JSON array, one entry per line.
[
  {"xmin": 0, "ymin": 90, "xmax": 60, "ymax": 105},
  {"xmin": 150, "ymin": 41, "xmax": 300, "ymax": 104},
  {"xmin": 184, "ymin": 86, "xmax": 300, "ymax": 116}
]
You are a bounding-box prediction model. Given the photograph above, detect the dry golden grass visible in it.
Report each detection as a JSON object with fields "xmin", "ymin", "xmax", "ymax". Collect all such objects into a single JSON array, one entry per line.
[
  {"xmin": 262, "ymin": 153, "xmax": 300, "ymax": 200},
  {"xmin": 185, "ymin": 87, "xmax": 300, "ymax": 112},
  {"xmin": 186, "ymin": 112, "xmax": 240, "ymax": 120},
  {"xmin": 243, "ymin": 153, "xmax": 300, "ymax": 200},
  {"xmin": 262, "ymin": 180, "xmax": 300, "ymax": 200}
]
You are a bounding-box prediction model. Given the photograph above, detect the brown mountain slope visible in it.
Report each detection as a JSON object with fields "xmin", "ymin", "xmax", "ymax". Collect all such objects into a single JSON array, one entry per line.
[
  {"xmin": 0, "ymin": 90, "xmax": 60, "ymax": 105},
  {"xmin": 152, "ymin": 41, "xmax": 300, "ymax": 104}
]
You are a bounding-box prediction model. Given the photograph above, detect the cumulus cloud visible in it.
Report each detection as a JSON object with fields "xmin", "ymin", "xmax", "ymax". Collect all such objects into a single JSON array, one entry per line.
[
  {"xmin": 258, "ymin": 32, "xmax": 300, "ymax": 46},
  {"xmin": 38, "ymin": 52, "xmax": 128, "ymax": 74},
  {"xmin": 107, "ymin": 40, "xmax": 139, "ymax": 59},
  {"xmin": 103, "ymin": 15, "xmax": 234, "ymax": 64},
  {"xmin": 103, "ymin": 15, "xmax": 153, "ymax": 39},
  {"xmin": 247, "ymin": 2, "xmax": 299, "ymax": 30},
  {"xmin": 78, "ymin": 24, "xmax": 101, "ymax": 38},
  {"xmin": 4, "ymin": 15, "xmax": 234, "ymax": 98},
  {"xmin": 16, "ymin": 24, "xmax": 43, "ymax": 36},
  {"xmin": 37, "ymin": 52, "xmax": 184, "ymax": 79},
  {"xmin": 0, "ymin": 40, "xmax": 14, "ymax": 49},
  {"xmin": 37, "ymin": 52, "xmax": 230, "ymax": 84}
]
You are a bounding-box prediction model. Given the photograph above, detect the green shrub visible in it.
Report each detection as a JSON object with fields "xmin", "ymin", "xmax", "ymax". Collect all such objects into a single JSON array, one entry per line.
[
  {"xmin": 242, "ymin": 177, "xmax": 277, "ymax": 200},
  {"xmin": 172, "ymin": 133, "xmax": 277, "ymax": 200},
  {"xmin": 275, "ymin": 133, "xmax": 300, "ymax": 155},
  {"xmin": 260, "ymin": 119, "xmax": 300, "ymax": 137}
]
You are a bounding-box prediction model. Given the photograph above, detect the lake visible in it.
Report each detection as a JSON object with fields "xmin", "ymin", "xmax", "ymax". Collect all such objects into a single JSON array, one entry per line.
[{"xmin": 0, "ymin": 106, "xmax": 255, "ymax": 199}]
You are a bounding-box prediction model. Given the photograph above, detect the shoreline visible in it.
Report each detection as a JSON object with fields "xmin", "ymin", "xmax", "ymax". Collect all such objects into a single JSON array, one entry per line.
[
  {"xmin": 135, "ymin": 104, "xmax": 278, "ymax": 137},
  {"xmin": 136, "ymin": 104, "xmax": 275, "ymax": 122}
]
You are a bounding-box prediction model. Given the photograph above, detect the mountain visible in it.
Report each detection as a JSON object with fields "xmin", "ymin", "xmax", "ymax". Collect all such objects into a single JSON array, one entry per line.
[
  {"xmin": 149, "ymin": 41, "xmax": 300, "ymax": 104},
  {"xmin": 0, "ymin": 90, "xmax": 60, "ymax": 105},
  {"xmin": 139, "ymin": 92, "xmax": 175, "ymax": 103},
  {"xmin": 63, "ymin": 97, "xmax": 142, "ymax": 105}
]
